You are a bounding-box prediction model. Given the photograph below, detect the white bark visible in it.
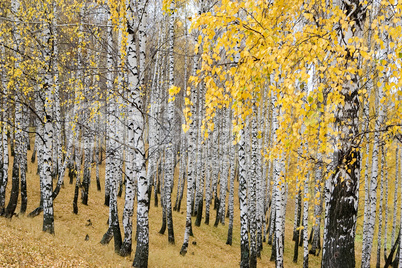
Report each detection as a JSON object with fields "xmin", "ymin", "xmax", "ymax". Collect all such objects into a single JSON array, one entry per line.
[
  {"xmin": 271, "ymin": 90, "xmax": 285, "ymax": 267},
  {"xmin": 163, "ymin": 0, "xmax": 176, "ymax": 243},
  {"xmin": 249, "ymin": 103, "xmax": 259, "ymax": 267},
  {"xmin": 383, "ymin": 148, "xmax": 389, "ymax": 260},
  {"xmin": 303, "ymin": 173, "xmax": 309, "ymax": 268},
  {"xmin": 146, "ymin": 31, "xmax": 161, "ymax": 198},
  {"xmin": 239, "ymin": 123, "xmax": 250, "ymax": 267},
  {"xmin": 218, "ymin": 106, "xmax": 229, "ymax": 225},
  {"xmin": 399, "ymin": 145, "xmax": 402, "ymax": 267},
  {"xmin": 180, "ymin": 7, "xmax": 203, "ymax": 252},
  {"xmin": 100, "ymin": 13, "xmax": 122, "ymax": 253},
  {"xmin": 121, "ymin": 0, "xmax": 137, "ymax": 256},
  {"xmin": 0, "ymin": 43, "xmax": 8, "ymax": 214},
  {"xmin": 392, "ymin": 146, "xmax": 399, "ymax": 243},
  {"xmin": 42, "ymin": 6, "xmax": 55, "ymax": 233},
  {"xmin": 132, "ymin": 0, "xmax": 149, "ymax": 265},
  {"xmin": 226, "ymin": 131, "xmax": 236, "ymax": 245},
  {"xmin": 362, "ymin": 61, "xmax": 385, "ymax": 268},
  {"xmin": 376, "ymin": 148, "xmax": 384, "ymax": 267}
]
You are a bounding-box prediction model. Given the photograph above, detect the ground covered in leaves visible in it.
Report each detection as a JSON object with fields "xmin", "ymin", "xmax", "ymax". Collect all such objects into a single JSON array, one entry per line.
[{"xmin": 0, "ymin": 145, "xmax": 329, "ymax": 267}]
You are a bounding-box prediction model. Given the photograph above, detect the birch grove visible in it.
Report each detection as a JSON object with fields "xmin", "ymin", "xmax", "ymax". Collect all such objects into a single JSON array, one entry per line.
[{"xmin": 3, "ymin": 0, "xmax": 402, "ymax": 267}]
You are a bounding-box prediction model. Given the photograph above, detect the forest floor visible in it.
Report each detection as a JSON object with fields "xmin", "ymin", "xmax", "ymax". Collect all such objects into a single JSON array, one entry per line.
[{"xmin": 0, "ymin": 142, "xmax": 372, "ymax": 267}]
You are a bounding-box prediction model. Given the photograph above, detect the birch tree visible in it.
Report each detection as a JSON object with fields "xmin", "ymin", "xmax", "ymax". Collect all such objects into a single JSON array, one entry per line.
[
  {"xmin": 100, "ymin": 13, "xmax": 122, "ymax": 253},
  {"xmin": 322, "ymin": 2, "xmax": 366, "ymax": 266},
  {"xmin": 163, "ymin": 0, "xmax": 176, "ymax": 244},
  {"xmin": 131, "ymin": 0, "xmax": 150, "ymax": 265}
]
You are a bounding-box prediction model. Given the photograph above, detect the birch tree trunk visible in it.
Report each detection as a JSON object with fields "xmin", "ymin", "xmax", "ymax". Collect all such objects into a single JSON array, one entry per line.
[
  {"xmin": 383, "ymin": 148, "xmax": 389, "ymax": 264},
  {"xmin": 256, "ymin": 98, "xmax": 264, "ymax": 257},
  {"xmin": 19, "ymin": 104, "xmax": 28, "ymax": 215},
  {"xmin": 293, "ymin": 187, "xmax": 301, "ymax": 263},
  {"xmin": 303, "ymin": 173, "xmax": 309, "ymax": 268},
  {"xmin": 322, "ymin": 3, "xmax": 365, "ymax": 265},
  {"xmin": 120, "ymin": 1, "xmax": 138, "ymax": 256},
  {"xmin": 376, "ymin": 148, "xmax": 384, "ymax": 268},
  {"xmin": 146, "ymin": 30, "xmax": 161, "ymax": 209},
  {"xmin": 41, "ymin": 5, "xmax": 55, "ymax": 233},
  {"xmin": 116, "ymin": 19, "xmax": 125, "ymax": 199},
  {"xmin": 392, "ymin": 146, "xmax": 399, "ymax": 244},
  {"xmin": 249, "ymin": 104, "xmax": 259, "ymax": 268},
  {"xmin": 273, "ymin": 97, "xmax": 286, "ymax": 268},
  {"xmin": 206, "ymin": 112, "xmax": 220, "ymax": 225},
  {"xmin": 72, "ymin": 8, "xmax": 84, "ymax": 214},
  {"xmin": 100, "ymin": 14, "xmax": 122, "ymax": 253},
  {"xmin": 132, "ymin": 0, "xmax": 149, "ymax": 265},
  {"xmin": 4, "ymin": 0, "xmax": 21, "ymax": 219},
  {"xmin": 195, "ymin": 83, "xmax": 206, "ymax": 226},
  {"xmin": 239, "ymin": 123, "xmax": 250, "ymax": 268},
  {"xmin": 226, "ymin": 124, "xmax": 236, "ymax": 245},
  {"xmin": 51, "ymin": 1, "xmax": 66, "ymax": 200},
  {"xmin": 218, "ymin": 106, "xmax": 229, "ymax": 226},
  {"xmin": 5, "ymin": 95, "xmax": 22, "ymax": 219},
  {"xmin": 361, "ymin": 86, "xmax": 372, "ymax": 255},
  {"xmin": 174, "ymin": 18, "xmax": 189, "ymax": 213},
  {"xmin": 362, "ymin": 42, "xmax": 385, "ymax": 268},
  {"xmin": 399, "ymin": 145, "xmax": 402, "ymax": 268},
  {"xmin": 310, "ymin": 149, "xmax": 323, "ymax": 255},
  {"xmin": 27, "ymin": 80, "xmax": 45, "ymax": 218},
  {"xmin": 179, "ymin": 10, "xmax": 202, "ymax": 253},
  {"xmin": 163, "ymin": 0, "xmax": 176, "ymax": 243},
  {"xmin": 0, "ymin": 43, "xmax": 7, "ymax": 216},
  {"xmin": 51, "ymin": 2, "xmax": 62, "ymax": 182}
]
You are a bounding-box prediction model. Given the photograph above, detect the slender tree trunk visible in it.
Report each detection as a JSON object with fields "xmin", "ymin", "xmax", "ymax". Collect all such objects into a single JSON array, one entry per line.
[
  {"xmin": 399, "ymin": 145, "xmax": 402, "ymax": 267},
  {"xmin": 226, "ymin": 139, "xmax": 236, "ymax": 245},
  {"xmin": 73, "ymin": 128, "xmax": 81, "ymax": 214},
  {"xmin": 195, "ymin": 82, "xmax": 206, "ymax": 227},
  {"xmin": 52, "ymin": 1, "xmax": 62, "ymax": 184},
  {"xmin": 0, "ymin": 44, "xmax": 7, "ymax": 216},
  {"xmin": 96, "ymin": 134, "xmax": 101, "ymax": 191},
  {"xmin": 19, "ymin": 105, "xmax": 28, "ymax": 215},
  {"xmin": 132, "ymin": 0, "xmax": 149, "ymax": 265},
  {"xmin": 205, "ymin": 113, "xmax": 220, "ymax": 225},
  {"xmin": 271, "ymin": 90, "xmax": 286, "ymax": 267},
  {"xmin": 293, "ymin": 190, "xmax": 302, "ymax": 263},
  {"xmin": 4, "ymin": 161, "xmax": 19, "ymax": 219},
  {"xmin": 159, "ymin": 167, "xmax": 167, "ymax": 234},
  {"xmin": 27, "ymin": 86, "xmax": 45, "ymax": 218},
  {"xmin": 376, "ymin": 147, "xmax": 385, "ymax": 267},
  {"xmin": 218, "ymin": 107, "xmax": 229, "ymax": 226},
  {"xmin": 100, "ymin": 15, "xmax": 122, "ymax": 253},
  {"xmin": 248, "ymin": 104, "xmax": 260, "ymax": 268},
  {"xmin": 41, "ymin": 6, "xmax": 55, "ymax": 233},
  {"xmin": 179, "ymin": 13, "xmax": 202, "ymax": 254},
  {"xmin": 303, "ymin": 173, "xmax": 309, "ymax": 268},
  {"xmin": 238, "ymin": 123, "xmax": 250, "ymax": 267},
  {"xmin": 362, "ymin": 64, "xmax": 385, "ymax": 268},
  {"xmin": 120, "ymin": 3, "xmax": 138, "ymax": 256},
  {"xmin": 270, "ymin": 203, "xmax": 276, "ymax": 261},
  {"xmin": 383, "ymin": 148, "xmax": 389, "ymax": 263},
  {"xmin": 162, "ymin": 0, "xmax": 176, "ymax": 244},
  {"xmin": 211, "ymin": 110, "xmax": 221, "ymax": 213},
  {"xmin": 310, "ymin": 151, "xmax": 323, "ymax": 255},
  {"xmin": 0, "ymin": 87, "xmax": 8, "ymax": 215},
  {"xmin": 392, "ymin": 146, "xmax": 399, "ymax": 245}
]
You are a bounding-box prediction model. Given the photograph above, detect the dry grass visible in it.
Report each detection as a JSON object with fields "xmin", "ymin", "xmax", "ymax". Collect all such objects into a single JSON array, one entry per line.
[{"xmin": 0, "ymin": 138, "xmax": 378, "ymax": 267}]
